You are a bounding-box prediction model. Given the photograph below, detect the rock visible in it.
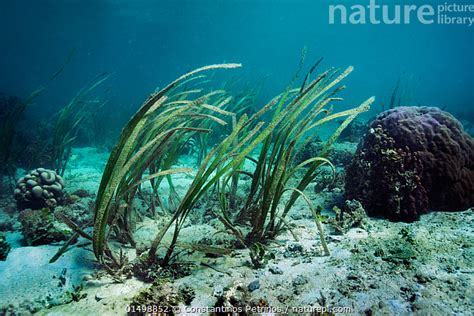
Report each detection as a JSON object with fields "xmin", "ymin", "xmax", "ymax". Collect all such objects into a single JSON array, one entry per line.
[
  {"xmin": 19, "ymin": 208, "xmax": 72, "ymax": 246},
  {"xmin": 284, "ymin": 242, "xmax": 305, "ymax": 258},
  {"xmin": 0, "ymin": 212, "xmax": 15, "ymax": 231},
  {"xmin": 213, "ymin": 285, "xmax": 224, "ymax": 297},
  {"xmin": 328, "ymin": 200, "xmax": 368, "ymax": 235},
  {"xmin": 414, "ymin": 274, "xmax": 431, "ymax": 284},
  {"xmin": 292, "ymin": 275, "xmax": 309, "ymax": 287},
  {"xmin": 0, "ymin": 234, "xmax": 10, "ymax": 261},
  {"xmin": 292, "ymin": 275, "xmax": 309, "ymax": 295},
  {"xmin": 95, "ymin": 292, "xmax": 105, "ymax": 302},
  {"xmin": 287, "ymin": 242, "xmax": 303, "ymax": 253},
  {"xmin": 248, "ymin": 280, "xmax": 260, "ymax": 292},
  {"xmin": 268, "ymin": 265, "xmax": 283, "ymax": 275},
  {"xmin": 277, "ymin": 293, "xmax": 290, "ymax": 303},
  {"xmin": 72, "ymin": 189, "xmax": 90, "ymax": 198},
  {"xmin": 67, "ymin": 195, "xmax": 81, "ymax": 204},
  {"xmin": 130, "ymin": 281, "xmax": 190, "ymax": 311}
]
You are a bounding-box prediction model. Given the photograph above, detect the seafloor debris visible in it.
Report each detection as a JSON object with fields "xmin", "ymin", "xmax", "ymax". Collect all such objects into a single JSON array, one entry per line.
[
  {"xmin": 14, "ymin": 168, "xmax": 65, "ymax": 209},
  {"xmin": 329, "ymin": 199, "xmax": 368, "ymax": 234},
  {"xmin": 213, "ymin": 280, "xmax": 269, "ymax": 315},
  {"xmin": 0, "ymin": 233, "xmax": 10, "ymax": 261},
  {"xmin": 346, "ymin": 106, "xmax": 474, "ymax": 221},
  {"xmin": 19, "ymin": 208, "xmax": 72, "ymax": 246},
  {"xmin": 128, "ymin": 280, "xmax": 195, "ymax": 314}
]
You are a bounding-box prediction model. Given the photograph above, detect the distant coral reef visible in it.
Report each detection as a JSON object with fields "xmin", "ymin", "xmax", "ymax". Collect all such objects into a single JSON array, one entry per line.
[
  {"xmin": 346, "ymin": 106, "xmax": 474, "ymax": 222},
  {"xmin": 337, "ymin": 118, "xmax": 367, "ymax": 143}
]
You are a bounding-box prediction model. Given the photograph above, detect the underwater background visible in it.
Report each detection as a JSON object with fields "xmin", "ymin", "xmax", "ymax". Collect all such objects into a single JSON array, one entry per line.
[
  {"xmin": 1, "ymin": 0, "xmax": 473, "ymax": 131},
  {"xmin": 0, "ymin": 0, "xmax": 473, "ymax": 315}
]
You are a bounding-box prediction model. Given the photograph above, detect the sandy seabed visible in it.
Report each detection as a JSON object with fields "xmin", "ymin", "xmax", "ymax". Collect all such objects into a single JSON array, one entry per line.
[{"xmin": 0, "ymin": 147, "xmax": 472, "ymax": 315}]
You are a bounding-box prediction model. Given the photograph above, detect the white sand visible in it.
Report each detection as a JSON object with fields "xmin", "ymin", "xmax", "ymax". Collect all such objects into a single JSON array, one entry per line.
[{"xmin": 0, "ymin": 147, "xmax": 472, "ymax": 315}]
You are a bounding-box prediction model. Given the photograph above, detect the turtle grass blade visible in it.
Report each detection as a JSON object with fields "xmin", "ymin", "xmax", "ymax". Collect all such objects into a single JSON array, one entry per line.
[
  {"xmin": 275, "ymin": 96, "xmax": 374, "ymax": 231},
  {"xmin": 93, "ymin": 64, "xmax": 241, "ymax": 261},
  {"xmin": 155, "ymin": 70, "xmax": 340, "ymax": 262},
  {"xmin": 151, "ymin": 113, "xmax": 282, "ymax": 264},
  {"xmin": 284, "ymin": 188, "xmax": 330, "ymax": 256},
  {"xmin": 52, "ymin": 73, "xmax": 110, "ymax": 175},
  {"xmin": 95, "ymin": 64, "xmax": 241, "ymax": 211}
]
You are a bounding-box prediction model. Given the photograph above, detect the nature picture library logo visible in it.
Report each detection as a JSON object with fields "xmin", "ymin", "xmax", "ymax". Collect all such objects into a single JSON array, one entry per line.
[{"xmin": 328, "ymin": 0, "xmax": 474, "ymax": 26}]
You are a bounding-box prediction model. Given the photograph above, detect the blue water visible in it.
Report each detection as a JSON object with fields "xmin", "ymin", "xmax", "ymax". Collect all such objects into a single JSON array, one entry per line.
[{"xmin": 0, "ymin": 0, "xmax": 472, "ymax": 127}]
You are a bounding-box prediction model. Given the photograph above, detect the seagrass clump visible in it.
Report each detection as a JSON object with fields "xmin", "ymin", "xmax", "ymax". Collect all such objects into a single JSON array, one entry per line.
[
  {"xmin": 92, "ymin": 64, "xmax": 242, "ymax": 266},
  {"xmin": 92, "ymin": 61, "xmax": 374, "ymax": 270}
]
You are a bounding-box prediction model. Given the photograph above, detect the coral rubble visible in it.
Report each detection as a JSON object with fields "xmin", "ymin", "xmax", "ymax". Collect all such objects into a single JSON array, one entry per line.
[{"xmin": 19, "ymin": 208, "xmax": 72, "ymax": 246}]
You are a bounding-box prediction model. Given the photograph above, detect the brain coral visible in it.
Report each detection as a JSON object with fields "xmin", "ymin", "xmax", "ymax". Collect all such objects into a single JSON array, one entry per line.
[
  {"xmin": 14, "ymin": 168, "xmax": 65, "ymax": 209},
  {"xmin": 345, "ymin": 106, "xmax": 474, "ymax": 222}
]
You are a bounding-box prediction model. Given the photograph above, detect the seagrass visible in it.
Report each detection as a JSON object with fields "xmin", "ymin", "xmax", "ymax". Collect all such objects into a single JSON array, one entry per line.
[{"xmin": 92, "ymin": 64, "xmax": 241, "ymax": 262}]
